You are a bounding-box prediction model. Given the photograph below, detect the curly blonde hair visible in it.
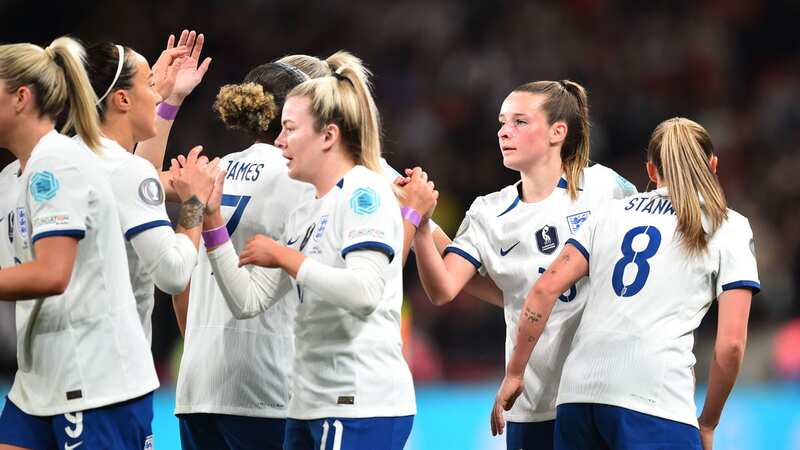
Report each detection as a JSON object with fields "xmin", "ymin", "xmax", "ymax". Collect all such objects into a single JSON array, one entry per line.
[{"xmin": 213, "ymin": 82, "xmax": 277, "ymax": 141}]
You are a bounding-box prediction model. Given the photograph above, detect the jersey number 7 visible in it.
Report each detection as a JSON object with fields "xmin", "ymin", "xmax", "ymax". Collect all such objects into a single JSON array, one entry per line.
[{"xmin": 221, "ymin": 194, "xmax": 252, "ymax": 236}]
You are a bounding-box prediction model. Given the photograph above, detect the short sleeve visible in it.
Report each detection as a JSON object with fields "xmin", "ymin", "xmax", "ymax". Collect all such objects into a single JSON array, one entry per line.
[
  {"xmin": 715, "ymin": 217, "xmax": 761, "ymax": 297},
  {"xmin": 111, "ymin": 157, "xmax": 171, "ymax": 240},
  {"xmin": 339, "ymin": 183, "xmax": 399, "ymax": 263},
  {"xmin": 566, "ymin": 208, "xmax": 597, "ymax": 264},
  {"xmin": 445, "ymin": 199, "xmax": 487, "ymax": 275},
  {"xmin": 26, "ymin": 158, "xmax": 88, "ymax": 244}
]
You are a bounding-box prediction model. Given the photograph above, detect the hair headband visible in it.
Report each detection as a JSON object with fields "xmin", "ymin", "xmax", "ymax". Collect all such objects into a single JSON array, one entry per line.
[
  {"xmin": 96, "ymin": 44, "xmax": 125, "ymax": 105},
  {"xmin": 273, "ymin": 61, "xmax": 310, "ymax": 83}
]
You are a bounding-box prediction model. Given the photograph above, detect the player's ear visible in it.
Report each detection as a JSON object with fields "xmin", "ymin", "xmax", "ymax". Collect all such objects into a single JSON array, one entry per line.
[
  {"xmin": 708, "ymin": 155, "xmax": 718, "ymax": 174},
  {"xmin": 109, "ymin": 90, "xmax": 131, "ymax": 113},
  {"xmin": 646, "ymin": 161, "xmax": 659, "ymax": 184},
  {"xmin": 321, "ymin": 123, "xmax": 340, "ymax": 152},
  {"xmin": 550, "ymin": 121, "xmax": 568, "ymax": 146}
]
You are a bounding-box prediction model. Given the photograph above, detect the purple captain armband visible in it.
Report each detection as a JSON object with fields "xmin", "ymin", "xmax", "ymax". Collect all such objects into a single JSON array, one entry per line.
[
  {"xmin": 400, "ymin": 207, "xmax": 422, "ymax": 228},
  {"xmin": 202, "ymin": 225, "xmax": 230, "ymax": 248},
  {"xmin": 156, "ymin": 102, "xmax": 180, "ymax": 121}
]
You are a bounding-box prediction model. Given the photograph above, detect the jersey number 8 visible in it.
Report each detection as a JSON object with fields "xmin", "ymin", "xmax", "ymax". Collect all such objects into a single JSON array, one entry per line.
[{"xmin": 612, "ymin": 226, "xmax": 662, "ymax": 298}]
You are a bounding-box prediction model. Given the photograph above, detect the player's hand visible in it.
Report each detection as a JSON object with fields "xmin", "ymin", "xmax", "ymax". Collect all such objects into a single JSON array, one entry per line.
[
  {"xmin": 205, "ymin": 164, "xmax": 226, "ymax": 216},
  {"xmin": 152, "ymin": 31, "xmax": 189, "ymax": 100},
  {"xmin": 165, "ymin": 30, "xmax": 212, "ymax": 105},
  {"xmin": 490, "ymin": 373, "xmax": 523, "ymax": 436},
  {"xmin": 169, "ymin": 146, "xmax": 219, "ymax": 204},
  {"xmin": 397, "ymin": 167, "xmax": 438, "ymax": 227},
  {"xmin": 239, "ymin": 235, "xmax": 282, "ymax": 268},
  {"xmin": 698, "ymin": 418, "xmax": 715, "ymax": 449}
]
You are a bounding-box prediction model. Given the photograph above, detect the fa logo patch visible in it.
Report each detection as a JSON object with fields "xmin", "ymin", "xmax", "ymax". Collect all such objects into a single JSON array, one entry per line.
[
  {"xmin": 314, "ymin": 215, "xmax": 329, "ymax": 241},
  {"xmin": 350, "ymin": 188, "xmax": 379, "ymax": 215},
  {"xmin": 30, "ymin": 171, "xmax": 60, "ymax": 202},
  {"xmin": 566, "ymin": 211, "xmax": 591, "ymax": 234},
  {"xmin": 536, "ymin": 225, "xmax": 558, "ymax": 254}
]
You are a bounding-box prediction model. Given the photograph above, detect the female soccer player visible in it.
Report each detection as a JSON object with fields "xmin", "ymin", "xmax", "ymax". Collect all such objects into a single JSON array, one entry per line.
[
  {"xmin": 173, "ymin": 58, "xmax": 315, "ymax": 450},
  {"xmin": 0, "ymin": 37, "xmax": 168, "ymax": 450},
  {"xmin": 179, "ymin": 51, "xmax": 416, "ymax": 450},
  {"xmin": 405, "ymin": 80, "xmax": 636, "ymax": 450},
  {"xmin": 492, "ymin": 117, "xmax": 758, "ymax": 450},
  {"xmin": 79, "ymin": 31, "xmax": 213, "ymax": 343}
]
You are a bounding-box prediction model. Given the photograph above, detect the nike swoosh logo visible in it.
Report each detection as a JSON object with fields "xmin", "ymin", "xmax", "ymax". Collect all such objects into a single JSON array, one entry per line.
[
  {"xmin": 500, "ymin": 241, "xmax": 520, "ymax": 256},
  {"xmin": 65, "ymin": 442, "xmax": 83, "ymax": 450},
  {"xmin": 286, "ymin": 237, "xmax": 299, "ymax": 246}
]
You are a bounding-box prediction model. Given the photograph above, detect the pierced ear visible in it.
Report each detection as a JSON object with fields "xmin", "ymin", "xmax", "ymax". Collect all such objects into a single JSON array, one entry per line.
[{"xmin": 550, "ymin": 121, "xmax": 568, "ymax": 145}]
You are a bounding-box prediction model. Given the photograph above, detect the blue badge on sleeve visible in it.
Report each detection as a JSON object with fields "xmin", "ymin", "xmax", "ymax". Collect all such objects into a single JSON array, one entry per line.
[
  {"xmin": 566, "ymin": 210, "xmax": 591, "ymax": 234},
  {"xmin": 349, "ymin": 187, "xmax": 380, "ymax": 215},
  {"xmin": 30, "ymin": 171, "xmax": 60, "ymax": 202}
]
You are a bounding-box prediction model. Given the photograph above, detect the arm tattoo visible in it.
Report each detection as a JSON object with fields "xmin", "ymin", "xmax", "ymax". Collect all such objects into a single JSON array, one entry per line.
[
  {"xmin": 523, "ymin": 307, "xmax": 543, "ymax": 324},
  {"xmin": 179, "ymin": 195, "xmax": 205, "ymax": 228}
]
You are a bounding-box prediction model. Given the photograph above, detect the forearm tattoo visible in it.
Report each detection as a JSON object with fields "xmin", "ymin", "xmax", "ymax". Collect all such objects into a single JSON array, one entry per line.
[
  {"xmin": 179, "ymin": 195, "xmax": 205, "ymax": 228},
  {"xmin": 523, "ymin": 307, "xmax": 543, "ymax": 324}
]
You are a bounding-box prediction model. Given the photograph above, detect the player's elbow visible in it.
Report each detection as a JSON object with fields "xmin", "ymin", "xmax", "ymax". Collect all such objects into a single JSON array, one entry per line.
[
  {"xmin": 531, "ymin": 280, "xmax": 560, "ymax": 303},
  {"xmin": 429, "ymin": 291, "xmax": 455, "ymax": 306},
  {"xmin": 41, "ymin": 270, "xmax": 71, "ymax": 296},
  {"xmin": 155, "ymin": 275, "xmax": 190, "ymax": 296},
  {"xmin": 715, "ymin": 336, "xmax": 747, "ymax": 367}
]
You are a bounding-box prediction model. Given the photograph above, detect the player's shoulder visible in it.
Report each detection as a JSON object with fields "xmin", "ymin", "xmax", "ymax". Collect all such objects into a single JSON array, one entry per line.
[
  {"xmin": 29, "ymin": 132, "xmax": 94, "ymax": 172},
  {"xmin": 0, "ymin": 159, "xmax": 20, "ymax": 180},
  {"xmin": 583, "ymin": 162, "xmax": 637, "ymax": 196},
  {"xmin": 468, "ymin": 182, "xmax": 520, "ymax": 219},
  {"xmin": 716, "ymin": 207, "xmax": 753, "ymax": 238},
  {"xmin": 338, "ymin": 165, "xmax": 397, "ymax": 213}
]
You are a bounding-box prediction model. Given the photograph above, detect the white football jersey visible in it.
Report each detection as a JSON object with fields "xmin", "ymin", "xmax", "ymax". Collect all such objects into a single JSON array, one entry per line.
[
  {"xmin": 7, "ymin": 130, "xmax": 158, "ymax": 416},
  {"xmin": 77, "ymin": 137, "xmax": 173, "ymax": 344},
  {"xmin": 286, "ymin": 165, "xmax": 415, "ymax": 420},
  {"xmin": 447, "ymin": 163, "xmax": 635, "ymax": 422},
  {"xmin": 176, "ymin": 143, "xmax": 313, "ymax": 417},
  {"xmin": 0, "ymin": 160, "xmax": 20, "ymax": 268},
  {"xmin": 559, "ymin": 187, "xmax": 760, "ymax": 427}
]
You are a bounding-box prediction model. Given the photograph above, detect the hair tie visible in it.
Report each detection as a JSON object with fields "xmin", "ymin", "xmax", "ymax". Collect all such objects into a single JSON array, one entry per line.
[
  {"xmin": 558, "ymin": 80, "xmax": 569, "ymax": 90},
  {"xmin": 96, "ymin": 44, "xmax": 125, "ymax": 105},
  {"xmin": 43, "ymin": 46, "xmax": 56, "ymax": 60}
]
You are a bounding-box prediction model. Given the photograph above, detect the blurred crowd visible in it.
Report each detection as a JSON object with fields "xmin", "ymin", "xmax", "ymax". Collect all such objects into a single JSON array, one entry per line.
[{"xmin": 1, "ymin": 0, "xmax": 798, "ymax": 384}]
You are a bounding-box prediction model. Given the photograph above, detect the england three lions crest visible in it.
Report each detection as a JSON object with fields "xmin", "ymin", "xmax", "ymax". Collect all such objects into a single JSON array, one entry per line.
[
  {"xmin": 536, "ymin": 225, "xmax": 559, "ymax": 254},
  {"xmin": 566, "ymin": 211, "xmax": 591, "ymax": 234}
]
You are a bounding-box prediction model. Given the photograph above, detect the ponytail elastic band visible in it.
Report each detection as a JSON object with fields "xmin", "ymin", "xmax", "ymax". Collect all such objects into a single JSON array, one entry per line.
[{"xmin": 96, "ymin": 44, "xmax": 125, "ymax": 105}]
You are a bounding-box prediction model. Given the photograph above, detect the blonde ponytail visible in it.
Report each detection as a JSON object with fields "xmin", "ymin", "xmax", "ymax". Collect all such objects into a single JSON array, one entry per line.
[
  {"xmin": 289, "ymin": 51, "xmax": 383, "ymax": 174},
  {"xmin": 0, "ymin": 37, "xmax": 101, "ymax": 151},
  {"xmin": 47, "ymin": 37, "xmax": 102, "ymax": 150},
  {"xmin": 648, "ymin": 118, "xmax": 727, "ymax": 255}
]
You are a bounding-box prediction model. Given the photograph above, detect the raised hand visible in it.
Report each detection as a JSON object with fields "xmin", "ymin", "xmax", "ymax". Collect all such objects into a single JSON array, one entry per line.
[
  {"xmin": 490, "ymin": 374, "xmax": 523, "ymax": 436},
  {"xmin": 169, "ymin": 146, "xmax": 220, "ymax": 204},
  {"xmin": 397, "ymin": 167, "xmax": 439, "ymax": 226},
  {"xmin": 166, "ymin": 30, "xmax": 212, "ymax": 105},
  {"xmin": 152, "ymin": 31, "xmax": 189, "ymax": 100},
  {"xmin": 239, "ymin": 235, "xmax": 283, "ymax": 268}
]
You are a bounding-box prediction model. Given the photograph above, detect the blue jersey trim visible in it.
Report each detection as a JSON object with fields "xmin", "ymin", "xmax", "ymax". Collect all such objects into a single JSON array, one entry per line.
[
  {"xmin": 721, "ymin": 280, "xmax": 761, "ymax": 295},
  {"xmin": 124, "ymin": 220, "xmax": 172, "ymax": 240},
  {"xmin": 341, "ymin": 241, "xmax": 395, "ymax": 263},
  {"xmin": 443, "ymin": 246, "xmax": 481, "ymax": 269},
  {"xmin": 337, "ymin": 178, "xmax": 344, "ymax": 188},
  {"xmin": 31, "ymin": 229, "xmax": 85, "ymax": 244},
  {"xmin": 566, "ymin": 238, "xmax": 590, "ymax": 263},
  {"xmin": 497, "ymin": 196, "xmax": 521, "ymax": 217}
]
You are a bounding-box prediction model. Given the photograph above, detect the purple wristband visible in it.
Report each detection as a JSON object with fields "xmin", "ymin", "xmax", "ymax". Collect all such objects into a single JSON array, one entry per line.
[
  {"xmin": 156, "ymin": 102, "xmax": 180, "ymax": 121},
  {"xmin": 400, "ymin": 207, "xmax": 422, "ymax": 228},
  {"xmin": 202, "ymin": 225, "xmax": 230, "ymax": 248}
]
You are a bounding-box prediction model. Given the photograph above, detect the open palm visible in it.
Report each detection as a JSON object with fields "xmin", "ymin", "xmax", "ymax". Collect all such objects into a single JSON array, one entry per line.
[{"xmin": 170, "ymin": 30, "xmax": 212, "ymax": 102}]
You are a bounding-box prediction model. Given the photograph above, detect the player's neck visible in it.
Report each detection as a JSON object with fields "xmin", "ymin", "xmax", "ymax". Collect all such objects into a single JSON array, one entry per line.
[
  {"xmin": 100, "ymin": 116, "xmax": 135, "ymax": 152},
  {"xmin": 312, "ymin": 154, "xmax": 355, "ymax": 198},
  {"xmin": 7, "ymin": 116, "xmax": 54, "ymax": 173},
  {"xmin": 518, "ymin": 155, "xmax": 563, "ymax": 203}
]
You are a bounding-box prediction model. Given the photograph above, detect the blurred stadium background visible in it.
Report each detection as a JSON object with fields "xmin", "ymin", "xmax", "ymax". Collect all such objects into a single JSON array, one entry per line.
[{"xmin": 1, "ymin": 0, "xmax": 799, "ymax": 448}]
